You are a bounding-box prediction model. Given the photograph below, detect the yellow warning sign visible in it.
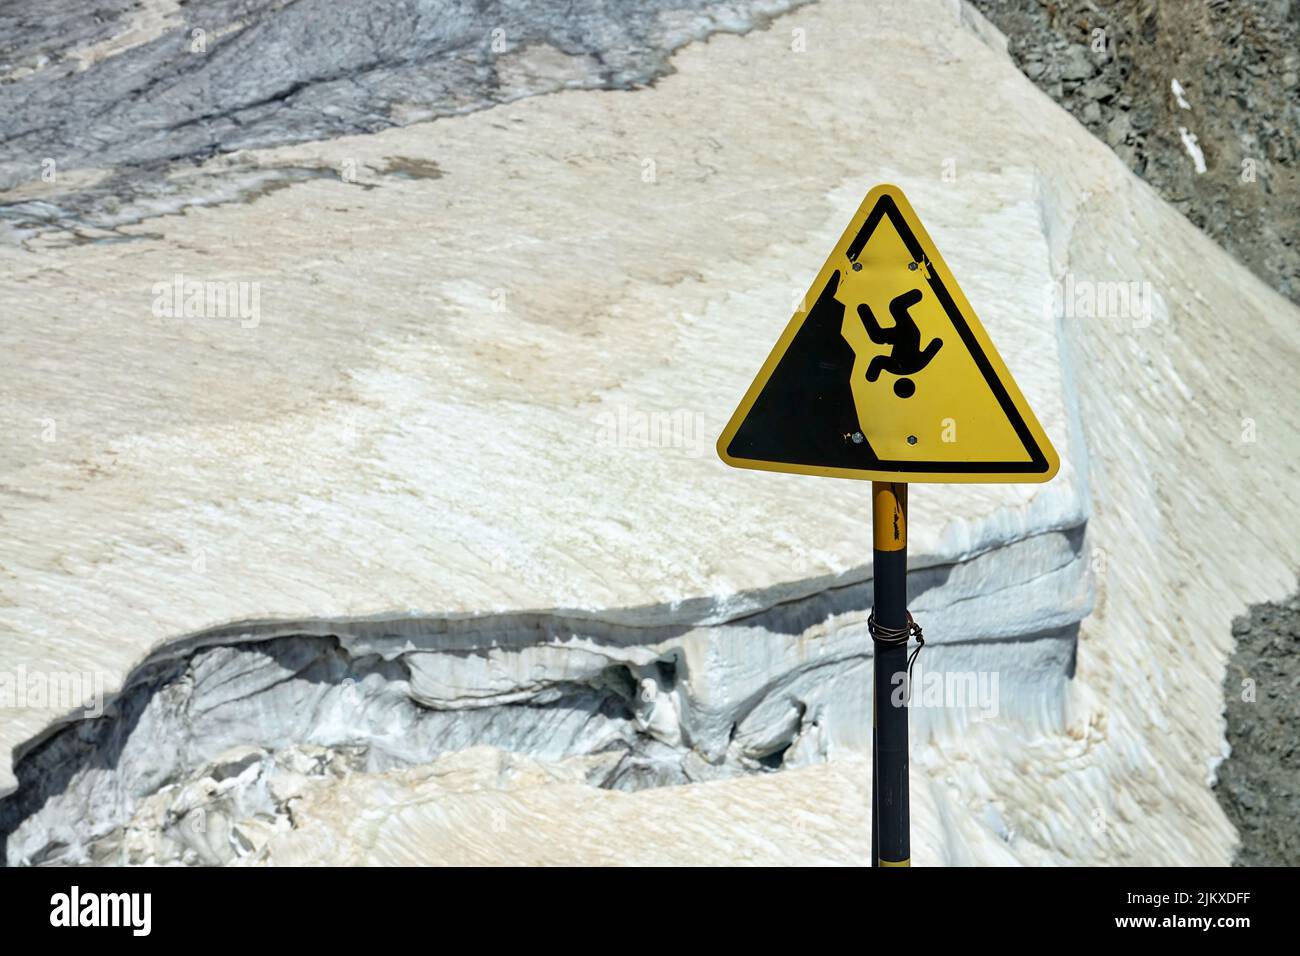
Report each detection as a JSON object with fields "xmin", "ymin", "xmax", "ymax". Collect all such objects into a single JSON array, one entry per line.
[{"xmin": 717, "ymin": 184, "xmax": 1059, "ymax": 483}]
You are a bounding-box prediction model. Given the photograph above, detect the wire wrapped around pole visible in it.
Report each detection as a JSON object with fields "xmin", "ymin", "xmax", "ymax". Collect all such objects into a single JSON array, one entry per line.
[{"xmin": 868, "ymin": 610, "xmax": 925, "ymax": 691}]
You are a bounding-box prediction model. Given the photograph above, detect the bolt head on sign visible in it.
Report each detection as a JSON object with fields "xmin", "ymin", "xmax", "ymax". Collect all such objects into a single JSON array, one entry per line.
[{"xmin": 716, "ymin": 184, "xmax": 1059, "ymax": 483}]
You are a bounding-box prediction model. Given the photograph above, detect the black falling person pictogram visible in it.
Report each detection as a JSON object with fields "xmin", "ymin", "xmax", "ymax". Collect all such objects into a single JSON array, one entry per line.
[{"xmin": 857, "ymin": 288, "xmax": 943, "ymax": 398}]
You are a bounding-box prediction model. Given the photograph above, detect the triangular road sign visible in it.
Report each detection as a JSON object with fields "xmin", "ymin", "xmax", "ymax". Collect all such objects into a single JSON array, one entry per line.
[{"xmin": 717, "ymin": 184, "xmax": 1059, "ymax": 483}]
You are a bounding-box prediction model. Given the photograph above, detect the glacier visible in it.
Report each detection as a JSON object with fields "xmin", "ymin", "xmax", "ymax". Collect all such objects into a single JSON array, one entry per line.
[{"xmin": 0, "ymin": 0, "xmax": 1297, "ymax": 865}]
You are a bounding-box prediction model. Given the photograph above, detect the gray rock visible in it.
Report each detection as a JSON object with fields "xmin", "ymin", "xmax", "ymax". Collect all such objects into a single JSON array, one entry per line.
[
  {"xmin": 969, "ymin": 0, "xmax": 1300, "ymax": 311},
  {"xmin": 1215, "ymin": 586, "xmax": 1300, "ymax": 866},
  {"xmin": 1059, "ymin": 44, "xmax": 1096, "ymax": 81},
  {"xmin": 1080, "ymin": 77, "xmax": 1119, "ymax": 102},
  {"xmin": 1105, "ymin": 111, "xmax": 1132, "ymax": 146}
]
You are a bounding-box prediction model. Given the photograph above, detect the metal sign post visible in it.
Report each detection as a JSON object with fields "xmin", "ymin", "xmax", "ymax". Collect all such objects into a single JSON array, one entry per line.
[
  {"xmin": 715, "ymin": 183, "xmax": 1060, "ymax": 867},
  {"xmin": 870, "ymin": 481, "xmax": 911, "ymax": 867}
]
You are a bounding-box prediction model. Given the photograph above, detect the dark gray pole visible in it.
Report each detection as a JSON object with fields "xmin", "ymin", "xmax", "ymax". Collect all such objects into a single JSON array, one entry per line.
[{"xmin": 871, "ymin": 481, "xmax": 910, "ymax": 867}]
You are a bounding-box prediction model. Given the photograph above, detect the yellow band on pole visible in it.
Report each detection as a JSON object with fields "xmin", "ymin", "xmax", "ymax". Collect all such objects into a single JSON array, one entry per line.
[
  {"xmin": 878, "ymin": 858, "xmax": 911, "ymax": 867},
  {"xmin": 871, "ymin": 481, "xmax": 907, "ymax": 552}
]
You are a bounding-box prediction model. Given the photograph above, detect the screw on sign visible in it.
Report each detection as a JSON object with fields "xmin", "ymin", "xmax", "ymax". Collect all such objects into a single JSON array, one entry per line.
[{"xmin": 716, "ymin": 183, "xmax": 1059, "ymax": 866}]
